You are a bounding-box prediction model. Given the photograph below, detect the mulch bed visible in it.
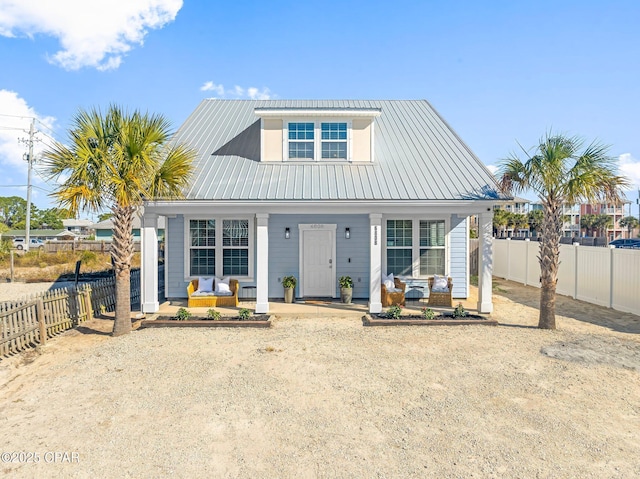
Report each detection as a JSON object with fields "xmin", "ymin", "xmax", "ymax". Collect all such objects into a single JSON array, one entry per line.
[
  {"xmin": 140, "ymin": 315, "xmax": 272, "ymax": 328},
  {"xmin": 362, "ymin": 313, "xmax": 498, "ymax": 326}
]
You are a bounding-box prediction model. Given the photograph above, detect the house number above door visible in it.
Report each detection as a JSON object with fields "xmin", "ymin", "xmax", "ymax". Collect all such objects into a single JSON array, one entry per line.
[{"xmin": 310, "ymin": 224, "xmax": 325, "ymax": 228}]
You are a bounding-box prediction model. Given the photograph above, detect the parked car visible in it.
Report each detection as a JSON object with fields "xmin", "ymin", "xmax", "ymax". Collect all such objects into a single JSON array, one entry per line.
[
  {"xmin": 12, "ymin": 237, "xmax": 45, "ymax": 250},
  {"xmin": 608, "ymin": 238, "xmax": 640, "ymax": 249}
]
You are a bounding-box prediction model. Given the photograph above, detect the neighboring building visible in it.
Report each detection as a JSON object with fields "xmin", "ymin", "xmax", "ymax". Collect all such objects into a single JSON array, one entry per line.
[
  {"xmin": 580, "ymin": 202, "xmax": 631, "ymax": 241},
  {"xmin": 94, "ymin": 215, "xmax": 165, "ymax": 242},
  {"xmin": 529, "ymin": 200, "xmax": 634, "ymax": 240},
  {"xmin": 62, "ymin": 219, "xmax": 94, "ymax": 238},
  {"xmin": 531, "ymin": 203, "xmax": 581, "ymax": 238},
  {"xmin": 139, "ymin": 99, "xmax": 506, "ymax": 314},
  {"xmin": 495, "ymin": 196, "xmax": 529, "ymax": 215},
  {"xmin": 493, "ymin": 196, "xmax": 531, "ymax": 237}
]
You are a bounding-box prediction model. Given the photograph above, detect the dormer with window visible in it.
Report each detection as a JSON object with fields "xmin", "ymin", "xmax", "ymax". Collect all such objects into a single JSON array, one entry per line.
[{"xmin": 255, "ymin": 108, "xmax": 381, "ymax": 162}]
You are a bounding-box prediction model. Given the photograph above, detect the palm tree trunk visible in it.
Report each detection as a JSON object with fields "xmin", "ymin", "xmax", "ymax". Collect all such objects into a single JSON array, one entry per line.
[
  {"xmin": 111, "ymin": 205, "xmax": 135, "ymax": 336},
  {"xmin": 538, "ymin": 199, "xmax": 562, "ymax": 329}
]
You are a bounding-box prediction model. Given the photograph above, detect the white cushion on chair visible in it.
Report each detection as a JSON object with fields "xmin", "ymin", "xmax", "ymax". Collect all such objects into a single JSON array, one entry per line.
[
  {"xmin": 432, "ymin": 275, "xmax": 449, "ymax": 292},
  {"xmin": 382, "ymin": 273, "xmax": 396, "ymax": 291},
  {"xmin": 215, "ymin": 276, "xmax": 231, "ymax": 294}
]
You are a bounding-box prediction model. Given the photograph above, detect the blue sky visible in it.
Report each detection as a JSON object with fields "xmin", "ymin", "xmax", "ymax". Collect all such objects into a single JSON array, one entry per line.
[{"xmin": 1, "ymin": 0, "xmax": 639, "ymax": 215}]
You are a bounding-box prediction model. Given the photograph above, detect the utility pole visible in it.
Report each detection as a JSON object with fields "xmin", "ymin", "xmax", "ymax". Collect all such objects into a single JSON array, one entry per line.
[{"xmin": 19, "ymin": 118, "xmax": 37, "ymax": 252}]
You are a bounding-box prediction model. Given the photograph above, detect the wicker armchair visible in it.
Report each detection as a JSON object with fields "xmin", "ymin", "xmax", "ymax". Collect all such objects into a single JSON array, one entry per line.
[
  {"xmin": 427, "ymin": 276, "xmax": 453, "ymax": 307},
  {"xmin": 381, "ymin": 277, "xmax": 406, "ymax": 307}
]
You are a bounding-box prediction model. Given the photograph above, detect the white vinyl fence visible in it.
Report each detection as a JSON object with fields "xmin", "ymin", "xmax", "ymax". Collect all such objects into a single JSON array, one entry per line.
[{"xmin": 493, "ymin": 239, "xmax": 640, "ymax": 316}]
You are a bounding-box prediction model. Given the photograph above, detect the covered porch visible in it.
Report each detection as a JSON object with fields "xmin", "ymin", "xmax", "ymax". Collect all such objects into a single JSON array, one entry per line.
[{"xmin": 139, "ymin": 206, "xmax": 494, "ymax": 316}]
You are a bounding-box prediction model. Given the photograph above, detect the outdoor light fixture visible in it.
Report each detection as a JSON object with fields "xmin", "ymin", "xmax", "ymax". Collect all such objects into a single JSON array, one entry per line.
[
  {"xmin": 345, "ymin": 227, "xmax": 350, "ymax": 239},
  {"xmin": 285, "ymin": 227, "xmax": 290, "ymax": 239}
]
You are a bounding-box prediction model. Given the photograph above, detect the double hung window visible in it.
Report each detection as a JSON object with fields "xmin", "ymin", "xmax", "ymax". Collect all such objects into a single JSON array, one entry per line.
[
  {"xmin": 386, "ymin": 220, "xmax": 413, "ymax": 275},
  {"xmin": 287, "ymin": 121, "xmax": 349, "ymax": 161},
  {"xmin": 321, "ymin": 123, "xmax": 347, "ymax": 159},
  {"xmin": 189, "ymin": 220, "xmax": 216, "ymax": 276},
  {"xmin": 385, "ymin": 219, "xmax": 446, "ymax": 276},
  {"xmin": 222, "ymin": 220, "xmax": 249, "ymax": 276},
  {"xmin": 288, "ymin": 122, "xmax": 314, "ymax": 159},
  {"xmin": 188, "ymin": 218, "xmax": 251, "ymax": 278},
  {"xmin": 419, "ymin": 220, "xmax": 445, "ymax": 275}
]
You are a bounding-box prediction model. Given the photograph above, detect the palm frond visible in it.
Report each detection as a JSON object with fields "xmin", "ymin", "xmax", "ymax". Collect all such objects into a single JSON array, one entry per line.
[{"xmin": 41, "ymin": 104, "xmax": 195, "ymax": 215}]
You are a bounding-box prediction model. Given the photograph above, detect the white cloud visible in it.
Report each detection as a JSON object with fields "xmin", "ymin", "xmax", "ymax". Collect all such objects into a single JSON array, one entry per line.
[
  {"xmin": 200, "ymin": 81, "xmax": 273, "ymax": 100},
  {"xmin": 486, "ymin": 164, "xmax": 498, "ymax": 176},
  {"xmin": 0, "ymin": 91, "xmax": 55, "ymax": 207},
  {"xmin": 247, "ymin": 87, "xmax": 271, "ymax": 100},
  {"xmin": 0, "ymin": 0, "xmax": 183, "ymax": 70},
  {"xmin": 200, "ymin": 82, "xmax": 224, "ymax": 96},
  {"xmin": 618, "ymin": 153, "xmax": 640, "ymax": 189},
  {"xmin": 0, "ymin": 90, "xmax": 56, "ymax": 171}
]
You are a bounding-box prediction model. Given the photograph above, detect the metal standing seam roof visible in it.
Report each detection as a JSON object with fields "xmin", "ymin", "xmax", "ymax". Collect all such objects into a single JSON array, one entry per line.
[{"xmin": 173, "ymin": 99, "xmax": 504, "ymax": 202}]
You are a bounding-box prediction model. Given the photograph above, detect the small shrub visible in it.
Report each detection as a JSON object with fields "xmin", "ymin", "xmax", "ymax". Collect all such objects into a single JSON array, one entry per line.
[
  {"xmin": 282, "ymin": 275, "xmax": 297, "ymax": 288},
  {"xmin": 80, "ymin": 250, "xmax": 98, "ymax": 265},
  {"xmin": 207, "ymin": 309, "xmax": 221, "ymax": 320},
  {"xmin": 339, "ymin": 276, "xmax": 353, "ymax": 288},
  {"xmin": 452, "ymin": 303, "xmax": 468, "ymax": 318},
  {"xmin": 238, "ymin": 308, "xmax": 252, "ymax": 321},
  {"xmin": 386, "ymin": 305, "xmax": 403, "ymax": 319},
  {"xmin": 421, "ymin": 307, "xmax": 435, "ymax": 320},
  {"xmin": 175, "ymin": 307, "xmax": 192, "ymax": 321}
]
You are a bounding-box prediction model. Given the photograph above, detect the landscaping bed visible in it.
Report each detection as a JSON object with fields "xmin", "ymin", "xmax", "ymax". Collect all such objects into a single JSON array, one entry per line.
[
  {"xmin": 140, "ymin": 315, "xmax": 272, "ymax": 328},
  {"xmin": 362, "ymin": 313, "xmax": 497, "ymax": 326}
]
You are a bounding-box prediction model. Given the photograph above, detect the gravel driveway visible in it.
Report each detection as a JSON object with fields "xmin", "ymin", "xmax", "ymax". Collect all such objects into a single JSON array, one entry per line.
[{"xmin": 1, "ymin": 281, "xmax": 639, "ymax": 478}]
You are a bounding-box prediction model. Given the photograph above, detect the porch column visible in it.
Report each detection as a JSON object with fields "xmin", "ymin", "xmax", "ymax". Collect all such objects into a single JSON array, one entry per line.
[
  {"xmin": 141, "ymin": 212, "xmax": 159, "ymax": 313},
  {"xmin": 369, "ymin": 213, "xmax": 382, "ymax": 313},
  {"xmin": 255, "ymin": 213, "xmax": 269, "ymax": 314},
  {"xmin": 477, "ymin": 211, "xmax": 493, "ymax": 313}
]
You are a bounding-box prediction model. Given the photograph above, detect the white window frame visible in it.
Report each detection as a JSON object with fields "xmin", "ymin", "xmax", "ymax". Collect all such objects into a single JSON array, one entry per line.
[
  {"xmin": 418, "ymin": 219, "xmax": 447, "ymax": 276},
  {"xmin": 382, "ymin": 216, "xmax": 450, "ymax": 278},
  {"xmin": 183, "ymin": 215, "xmax": 254, "ymax": 281},
  {"xmin": 287, "ymin": 121, "xmax": 315, "ymax": 160},
  {"xmin": 284, "ymin": 118, "xmax": 352, "ymax": 162}
]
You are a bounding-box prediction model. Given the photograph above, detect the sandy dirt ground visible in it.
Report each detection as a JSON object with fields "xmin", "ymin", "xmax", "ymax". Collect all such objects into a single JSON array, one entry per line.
[{"xmin": 1, "ymin": 279, "xmax": 639, "ymax": 478}]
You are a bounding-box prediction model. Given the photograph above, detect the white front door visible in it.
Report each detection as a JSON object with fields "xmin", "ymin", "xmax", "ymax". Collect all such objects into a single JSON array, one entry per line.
[{"xmin": 300, "ymin": 225, "xmax": 336, "ymax": 297}]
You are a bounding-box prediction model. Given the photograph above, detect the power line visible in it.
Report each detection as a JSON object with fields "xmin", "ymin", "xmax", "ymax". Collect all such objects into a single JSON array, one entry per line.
[
  {"xmin": 35, "ymin": 129, "xmax": 58, "ymax": 146},
  {"xmin": 0, "ymin": 113, "xmax": 35, "ymax": 120},
  {"xmin": 35, "ymin": 118, "xmax": 58, "ymax": 136}
]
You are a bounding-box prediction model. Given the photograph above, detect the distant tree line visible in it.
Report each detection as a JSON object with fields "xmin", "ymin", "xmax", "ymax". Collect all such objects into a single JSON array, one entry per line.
[
  {"xmin": 0, "ymin": 195, "xmax": 71, "ymax": 231},
  {"xmin": 492, "ymin": 209, "xmax": 544, "ymax": 237}
]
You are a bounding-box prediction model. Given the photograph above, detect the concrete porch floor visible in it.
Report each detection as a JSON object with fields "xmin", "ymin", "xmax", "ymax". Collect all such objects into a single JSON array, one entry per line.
[{"xmin": 153, "ymin": 289, "xmax": 480, "ymax": 318}]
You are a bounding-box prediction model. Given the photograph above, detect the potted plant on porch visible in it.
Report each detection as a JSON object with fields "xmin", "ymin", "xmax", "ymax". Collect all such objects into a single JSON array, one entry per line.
[
  {"xmin": 282, "ymin": 275, "xmax": 297, "ymax": 303},
  {"xmin": 339, "ymin": 275, "xmax": 353, "ymax": 304}
]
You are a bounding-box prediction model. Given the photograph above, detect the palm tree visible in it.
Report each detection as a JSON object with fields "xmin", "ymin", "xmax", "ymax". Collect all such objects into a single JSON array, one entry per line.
[
  {"xmin": 500, "ymin": 133, "xmax": 628, "ymax": 329},
  {"xmin": 493, "ymin": 209, "xmax": 510, "ymax": 237},
  {"xmin": 580, "ymin": 213, "xmax": 597, "ymax": 237},
  {"xmin": 619, "ymin": 216, "xmax": 639, "ymax": 238},
  {"xmin": 43, "ymin": 105, "xmax": 195, "ymax": 336},
  {"xmin": 527, "ymin": 209, "xmax": 544, "ymax": 237},
  {"xmin": 594, "ymin": 214, "xmax": 613, "ymax": 238},
  {"xmin": 511, "ymin": 213, "xmax": 528, "ymax": 236}
]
